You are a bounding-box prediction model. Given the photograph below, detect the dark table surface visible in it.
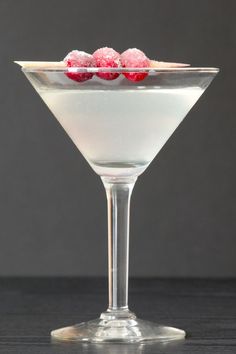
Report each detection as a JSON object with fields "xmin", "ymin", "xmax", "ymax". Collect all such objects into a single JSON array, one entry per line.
[{"xmin": 0, "ymin": 278, "xmax": 236, "ymax": 353}]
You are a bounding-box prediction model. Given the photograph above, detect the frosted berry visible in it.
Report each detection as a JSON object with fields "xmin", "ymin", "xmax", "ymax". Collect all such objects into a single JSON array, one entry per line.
[
  {"xmin": 93, "ymin": 47, "xmax": 121, "ymax": 80},
  {"xmin": 121, "ymin": 48, "xmax": 150, "ymax": 82},
  {"xmin": 64, "ymin": 50, "xmax": 95, "ymax": 82}
]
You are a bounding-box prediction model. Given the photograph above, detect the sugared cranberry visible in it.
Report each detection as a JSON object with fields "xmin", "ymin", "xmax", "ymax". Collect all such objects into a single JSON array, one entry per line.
[
  {"xmin": 121, "ymin": 48, "xmax": 150, "ymax": 82},
  {"xmin": 64, "ymin": 50, "xmax": 95, "ymax": 82},
  {"xmin": 93, "ymin": 47, "xmax": 121, "ymax": 80}
]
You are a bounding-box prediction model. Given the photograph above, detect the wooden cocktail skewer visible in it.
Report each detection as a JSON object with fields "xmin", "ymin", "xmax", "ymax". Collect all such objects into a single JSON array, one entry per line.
[
  {"xmin": 150, "ymin": 60, "xmax": 190, "ymax": 68},
  {"xmin": 15, "ymin": 60, "xmax": 190, "ymax": 69}
]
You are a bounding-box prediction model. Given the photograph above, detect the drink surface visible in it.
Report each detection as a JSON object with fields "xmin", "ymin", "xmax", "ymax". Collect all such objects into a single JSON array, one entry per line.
[{"xmin": 40, "ymin": 87, "xmax": 203, "ymax": 177}]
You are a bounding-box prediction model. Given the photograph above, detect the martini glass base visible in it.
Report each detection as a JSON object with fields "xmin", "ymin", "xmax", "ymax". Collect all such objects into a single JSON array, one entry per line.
[{"xmin": 51, "ymin": 310, "xmax": 185, "ymax": 343}]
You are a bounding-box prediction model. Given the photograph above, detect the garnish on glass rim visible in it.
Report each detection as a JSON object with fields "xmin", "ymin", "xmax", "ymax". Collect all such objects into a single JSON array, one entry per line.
[
  {"xmin": 121, "ymin": 48, "xmax": 150, "ymax": 82},
  {"xmin": 15, "ymin": 61, "xmax": 190, "ymax": 69},
  {"xmin": 64, "ymin": 50, "xmax": 95, "ymax": 82},
  {"xmin": 93, "ymin": 47, "xmax": 121, "ymax": 80},
  {"xmin": 14, "ymin": 60, "xmax": 191, "ymax": 70}
]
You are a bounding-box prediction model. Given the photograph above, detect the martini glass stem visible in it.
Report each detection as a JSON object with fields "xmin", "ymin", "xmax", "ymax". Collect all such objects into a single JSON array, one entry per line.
[{"xmin": 102, "ymin": 176, "xmax": 137, "ymax": 312}]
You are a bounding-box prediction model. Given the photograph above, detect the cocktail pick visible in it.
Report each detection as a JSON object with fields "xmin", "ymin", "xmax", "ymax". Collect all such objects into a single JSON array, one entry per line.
[
  {"xmin": 150, "ymin": 60, "xmax": 190, "ymax": 68},
  {"xmin": 14, "ymin": 61, "xmax": 66, "ymax": 68}
]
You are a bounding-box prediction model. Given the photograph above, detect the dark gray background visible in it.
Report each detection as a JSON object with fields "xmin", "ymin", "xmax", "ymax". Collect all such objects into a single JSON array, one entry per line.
[{"xmin": 0, "ymin": 0, "xmax": 235, "ymax": 277}]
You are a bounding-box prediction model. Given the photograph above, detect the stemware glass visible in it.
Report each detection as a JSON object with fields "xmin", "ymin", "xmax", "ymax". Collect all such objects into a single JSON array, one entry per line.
[{"xmin": 17, "ymin": 65, "xmax": 218, "ymax": 343}]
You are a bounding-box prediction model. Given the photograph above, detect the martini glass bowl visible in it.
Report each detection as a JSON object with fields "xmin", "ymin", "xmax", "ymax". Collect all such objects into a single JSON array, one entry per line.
[{"xmin": 18, "ymin": 65, "xmax": 218, "ymax": 343}]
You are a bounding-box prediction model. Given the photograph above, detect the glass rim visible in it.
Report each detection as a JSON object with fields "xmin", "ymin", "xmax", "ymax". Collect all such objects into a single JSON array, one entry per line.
[{"xmin": 22, "ymin": 66, "xmax": 219, "ymax": 74}]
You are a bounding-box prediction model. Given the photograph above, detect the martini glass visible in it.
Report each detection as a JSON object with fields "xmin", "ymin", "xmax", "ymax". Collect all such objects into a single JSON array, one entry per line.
[{"xmin": 17, "ymin": 64, "xmax": 218, "ymax": 343}]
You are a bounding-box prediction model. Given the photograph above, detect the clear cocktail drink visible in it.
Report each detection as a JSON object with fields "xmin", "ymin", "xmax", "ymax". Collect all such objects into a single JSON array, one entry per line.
[
  {"xmin": 16, "ymin": 63, "xmax": 218, "ymax": 343},
  {"xmin": 40, "ymin": 86, "xmax": 203, "ymax": 176}
]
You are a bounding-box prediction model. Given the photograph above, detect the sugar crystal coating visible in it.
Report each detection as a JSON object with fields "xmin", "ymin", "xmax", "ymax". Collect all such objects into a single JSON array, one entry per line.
[
  {"xmin": 121, "ymin": 48, "xmax": 150, "ymax": 82},
  {"xmin": 93, "ymin": 47, "xmax": 121, "ymax": 80},
  {"xmin": 64, "ymin": 50, "xmax": 95, "ymax": 82}
]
